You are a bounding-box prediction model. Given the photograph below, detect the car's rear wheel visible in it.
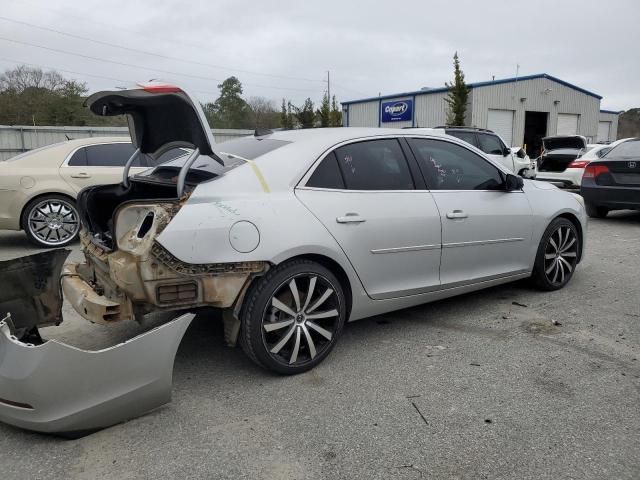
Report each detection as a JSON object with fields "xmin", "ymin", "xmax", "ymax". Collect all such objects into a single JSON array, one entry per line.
[
  {"xmin": 240, "ymin": 259, "xmax": 346, "ymax": 374},
  {"xmin": 22, "ymin": 195, "xmax": 80, "ymax": 248},
  {"xmin": 585, "ymin": 202, "xmax": 609, "ymax": 218},
  {"xmin": 531, "ymin": 217, "xmax": 580, "ymax": 291}
]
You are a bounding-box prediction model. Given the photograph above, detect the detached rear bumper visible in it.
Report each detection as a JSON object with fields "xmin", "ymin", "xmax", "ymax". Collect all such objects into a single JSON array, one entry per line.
[{"xmin": 0, "ymin": 313, "xmax": 193, "ymax": 436}]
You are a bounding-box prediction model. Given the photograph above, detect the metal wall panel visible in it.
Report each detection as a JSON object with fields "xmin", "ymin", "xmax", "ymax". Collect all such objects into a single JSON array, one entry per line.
[
  {"xmin": 414, "ymin": 91, "xmax": 449, "ymax": 128},
  {"xmin": 470, "ymin": 77, "xmax": 600, "ymax": 146},
  {"xmin": 346, "ymin": 101, "xmax": 379, "ymax": 127}
]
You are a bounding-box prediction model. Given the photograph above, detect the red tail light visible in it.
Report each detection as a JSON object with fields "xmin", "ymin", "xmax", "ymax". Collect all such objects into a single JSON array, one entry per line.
[
  {"xmin": 583, "ymin": 164, "xmax": 610, "ymax": 178},
  {"xmin": 567, "ymin": 160, "xmax": 590, "ymax": 168},
  {"xmin": 137, "ymin": 82, "xmax": 182, "ymax": 93}
]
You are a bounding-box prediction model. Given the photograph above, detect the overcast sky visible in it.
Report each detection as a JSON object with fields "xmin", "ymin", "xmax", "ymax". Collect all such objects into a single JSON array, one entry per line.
[{"xmin": 1, "ymin": 0, "xmax": 638, "ymax": 110}]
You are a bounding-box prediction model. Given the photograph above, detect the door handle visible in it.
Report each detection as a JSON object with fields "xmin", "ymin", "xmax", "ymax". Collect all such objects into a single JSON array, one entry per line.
[
  {"xmin": 336, "ymin": 213, "xmax": 366, "ymax": 224},
  {"xmin": 70, "ymin": 172, "xmax": 91, "ymax": 179},
  {"xmin": 446, "ymin": 210, "xmax": 468, "ymax": 219}
]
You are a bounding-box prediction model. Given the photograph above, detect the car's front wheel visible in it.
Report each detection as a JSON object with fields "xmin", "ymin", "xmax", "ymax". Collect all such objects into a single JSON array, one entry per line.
[
  {"xmin": 240, "ymin": 259, "xmax": 347, "ymax": 374},
  {"xmin": 531, "ymin": 217, "xmax": 580, "ymax": 291},
  {"xmin": 585, "ymin": 202, "xmax": 609, "ymax": 218},
  {"xmin": 22, "ymin": 194, "xmax": 80, "ymax": 248}
]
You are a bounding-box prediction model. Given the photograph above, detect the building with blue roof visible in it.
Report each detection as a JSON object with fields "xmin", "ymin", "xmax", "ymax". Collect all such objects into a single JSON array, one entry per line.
[{"xmin": 341, "ymin": 73, "xmax": 619, "ymax": 150}]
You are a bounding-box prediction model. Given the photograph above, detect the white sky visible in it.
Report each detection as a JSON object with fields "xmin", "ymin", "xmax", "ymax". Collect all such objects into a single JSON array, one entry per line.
[{"xmin": 0, "ymin": 0, "xmax": 637, "ymax": 110}]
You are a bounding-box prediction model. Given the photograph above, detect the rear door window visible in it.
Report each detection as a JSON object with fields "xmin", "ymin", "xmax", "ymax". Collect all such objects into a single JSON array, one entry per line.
[
  {"xmin": 307, "ymin": 152, "xmax": 345, "ymax": 189},
  {"xmin": 67, "ymin": 148, "xmax": 87, "ymax": 166},
  {"xmin": 477, "ymin": 133, "xmax": 505, "ymax": 155},
  {"xmin": 334, "ymin": 139, "xmax": 415, "ymax": 190},
  {"xmin": 85, "ymin": 143, "xmax": 145, "ymax": 167},
  {"xmin": 446, "ymin": 130, "xmax": 478, "ymax": 148}
]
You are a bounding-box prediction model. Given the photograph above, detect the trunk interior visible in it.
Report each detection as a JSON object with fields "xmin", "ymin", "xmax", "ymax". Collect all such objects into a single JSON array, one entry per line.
[
  {"xmin": 78, "ymin": 180, "xmax": 179, "ymax": 251},
  {"xmin": 538, "ymin": 151, "xmax": 581, "ymax": 172}
]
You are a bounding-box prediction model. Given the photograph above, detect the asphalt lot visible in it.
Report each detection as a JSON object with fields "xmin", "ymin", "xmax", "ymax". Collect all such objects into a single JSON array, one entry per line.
[{"xmin": 0, "ymin": 212, "xmax": 639, "ymax": 480}]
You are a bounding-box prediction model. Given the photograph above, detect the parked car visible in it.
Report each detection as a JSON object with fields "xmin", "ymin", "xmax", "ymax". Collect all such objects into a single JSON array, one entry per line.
[
  {"xmin": 581, "ymin": 138, "xmax": 640, "ymax": 217},
  {"xmin": 0, "ymin": 138, "xmax": 187, "ymax": 247},
  {"xmin": 537, "ymin": 136, "xmax": 627, "ymax": 189},
  {"xmin": 0, "ymin": 83, "xmax": 587, "ymax": 434},
  {"xmin": 433, "ymin": 126, "xmax": 537, "ymax": 178}
]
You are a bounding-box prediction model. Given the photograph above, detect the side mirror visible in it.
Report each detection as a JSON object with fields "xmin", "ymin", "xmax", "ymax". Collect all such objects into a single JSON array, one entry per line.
[
  {"xmin": 505, "ymin": 173, "xmax": 524, "ymax": 191},
  {"xmin": 503, "ymin": 148, "xmax": 511, "ymax": 157}
]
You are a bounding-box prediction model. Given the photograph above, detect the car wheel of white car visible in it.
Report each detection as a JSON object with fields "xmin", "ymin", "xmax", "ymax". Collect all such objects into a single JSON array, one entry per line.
[
  {"xmin": 240, "ymin": 259, "xmax": 347, "ymax": 374},
  {"xmin": 22, "ymin": 195, "xmax": 80, "ymax": 248},
  {"xmin": 531, "ymin": 218, "xmax": 580, "ymax": 291}
]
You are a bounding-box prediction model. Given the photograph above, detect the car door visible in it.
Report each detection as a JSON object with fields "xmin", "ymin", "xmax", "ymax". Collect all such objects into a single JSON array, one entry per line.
[
  {"xmin": 476, "ymin": 132, "xmax": 515, "ymax": 173},
  {"xmin": 296, "ymin": 138, "xmax": 442, "ymax": 300},
  {"xmin": 59, "ymin": 142, "xmax": 149, "ymax": 193},
  {"xmin": 407, "ymin": 137, "xmax": 533, "ymax": 287}
]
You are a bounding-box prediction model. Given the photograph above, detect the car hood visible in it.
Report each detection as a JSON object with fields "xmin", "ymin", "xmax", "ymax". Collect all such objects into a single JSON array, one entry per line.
[
  {"xmin": 542, "ymin": 136, "xmax": 587, "ymax": 152},
  {"xmin": 85, "ymin": 83, "xmax": 220, "ymax": 163}
]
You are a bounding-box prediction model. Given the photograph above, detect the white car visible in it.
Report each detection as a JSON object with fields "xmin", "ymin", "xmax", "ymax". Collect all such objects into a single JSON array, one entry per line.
[
  {"xmin": 433, "ymin": 126, "xmax": 537, "ymax": 178},
  {"xmin": 0, "ymin": 83, "xmax": 587, "ymax": 434},
  {"xmin": 536, "ymin": 137, "xmax": 628, "ymax": 189}
]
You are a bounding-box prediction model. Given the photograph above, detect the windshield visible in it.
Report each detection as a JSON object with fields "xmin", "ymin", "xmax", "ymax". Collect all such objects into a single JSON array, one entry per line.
[{"xmin": 603, "ymin": 139, "xmax": 640, "ymax": 159}]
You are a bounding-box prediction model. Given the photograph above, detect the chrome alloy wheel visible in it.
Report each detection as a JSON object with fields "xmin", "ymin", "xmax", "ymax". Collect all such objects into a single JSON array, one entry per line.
[
  {"xmin": 27, "ymin": 199, "xmax": 80, "ymax": 246},
  {"xmin": 262, "ymin": 274, "xmax": 341, "ymax": 366},
  {"xmin": 543, "ymin": 225, "xmax": 578, "ymax": 286}
]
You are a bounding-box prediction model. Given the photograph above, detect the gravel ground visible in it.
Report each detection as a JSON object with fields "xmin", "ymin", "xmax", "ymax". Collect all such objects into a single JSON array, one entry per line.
[{"xmin": 0, "ymin": 211, "xmax": 638, "ymax": 480}]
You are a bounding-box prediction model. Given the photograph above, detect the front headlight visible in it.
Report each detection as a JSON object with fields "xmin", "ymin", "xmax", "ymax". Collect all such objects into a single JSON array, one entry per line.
[{"xmin": 114, "ymin": 203, "xmax": 178, "ymax": 254}]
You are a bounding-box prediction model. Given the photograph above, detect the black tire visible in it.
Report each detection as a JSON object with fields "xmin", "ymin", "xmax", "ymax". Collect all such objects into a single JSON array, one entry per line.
[
  {"xmin": 585, "ymin": 202, "xmax": 609, "ymax": 218},
  {"xmin": 531, "ymin": 217, "xmax": 580, "ymax": 291},
  {"xmin": 22, "ymin": 194, "xmax": 80, "ymax": 248},
  {"xmin": 240, "ymin": 259, "xmax": 347, "ymax": 375}
]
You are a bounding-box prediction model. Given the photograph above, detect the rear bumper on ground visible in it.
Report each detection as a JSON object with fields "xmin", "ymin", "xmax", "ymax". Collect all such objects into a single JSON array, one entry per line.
[
  {"xmin": 0, "ymin": 312, "xmax": 194, "ymax": 436},
  {"xmin": 581, "ymin": 185, "xmax": 640, "ymax": 209}
]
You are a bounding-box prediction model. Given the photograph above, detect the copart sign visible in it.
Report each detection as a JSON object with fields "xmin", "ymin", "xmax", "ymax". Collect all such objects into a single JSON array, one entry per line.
[{"xmin": 381, "ymin": 99, "xmax": 413, "ymax": 123}]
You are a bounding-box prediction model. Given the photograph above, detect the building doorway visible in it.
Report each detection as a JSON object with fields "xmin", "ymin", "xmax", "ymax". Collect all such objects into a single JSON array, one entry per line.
[{"xmin": 524, "ymin": 111, "xmax": 548, "ymax": 158}]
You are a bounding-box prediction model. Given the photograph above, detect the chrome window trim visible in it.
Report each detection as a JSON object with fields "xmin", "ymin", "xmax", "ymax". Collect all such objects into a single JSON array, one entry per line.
[{"xmin": 297, "ymin": 133, "xmax": 516, "ymax": 193}]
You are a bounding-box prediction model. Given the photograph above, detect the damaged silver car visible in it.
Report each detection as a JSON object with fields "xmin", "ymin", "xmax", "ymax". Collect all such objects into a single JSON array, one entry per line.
[{"xmin": 0, "ymin": 82, "xmax": 587, "ymax": 435}]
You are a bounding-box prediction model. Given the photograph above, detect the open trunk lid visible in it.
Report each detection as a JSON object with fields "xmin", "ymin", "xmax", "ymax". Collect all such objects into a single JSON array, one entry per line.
[
  {"xmin": 85, "ymin": 82, "xmax": 220, "ymax": 162},
  {"xmin": 538, "ymin": 136, "xmax": 588, "ymax": 172},
  {"xmin": 542, "ymin": 135, "xmax": 587, "ymax": 152}
]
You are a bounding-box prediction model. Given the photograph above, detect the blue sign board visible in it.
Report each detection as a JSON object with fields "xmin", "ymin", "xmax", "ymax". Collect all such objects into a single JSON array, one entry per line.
[{"xmin": 381, "ymin": 99, "xmax": 413, "ymax": 123}]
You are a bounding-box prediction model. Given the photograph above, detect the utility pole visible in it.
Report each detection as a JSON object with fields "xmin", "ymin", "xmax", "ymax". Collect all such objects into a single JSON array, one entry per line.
[{"xmin": 327, "ymin": 70, "xmax": 330, "ymax": 102}]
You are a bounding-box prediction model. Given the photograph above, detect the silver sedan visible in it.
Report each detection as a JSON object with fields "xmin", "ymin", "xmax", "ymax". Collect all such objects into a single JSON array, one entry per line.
[{"xmin": 0, "ymin": 84, "xmax": 587, "ymax": 434}]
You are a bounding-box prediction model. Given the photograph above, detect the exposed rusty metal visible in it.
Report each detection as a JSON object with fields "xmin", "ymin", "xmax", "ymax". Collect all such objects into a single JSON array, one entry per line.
[
  {"xmin": 70, "ymin": 212, "xmax": 268, "ymax": 325},
  {"xmin": 0, "ymin": 249, "xmax": 70, "ymax": 338}
]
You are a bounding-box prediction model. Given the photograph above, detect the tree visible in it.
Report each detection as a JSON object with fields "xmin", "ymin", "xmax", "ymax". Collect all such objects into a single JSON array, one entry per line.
[
  {"xmin": 206, "ymin": 76, "xmax": 251, "ymax": 128},
  {"xmin": 0, "ymin": 65, "xmax": 124, "ymax": 126},
  {"xmin": 444, "ymin": 52, "xmax": 470, "ymax": 126},
  {"xmin": 247, "ymin": 96, "xmax": 278, "ymax": 128},
  {"xmin": 280, "ymin": 98, "xmax": 295, "ymax": 129},
  {"xmin": 316, "ymin": 92, "xmax": 331, "ymax": 127},
  {"xmin": 329, "ymin": 95, "xmax": 342, "ymax": 127},
  {"xmin": 295, "ymin": 98, "xmax": 315, "ymax": 128}
]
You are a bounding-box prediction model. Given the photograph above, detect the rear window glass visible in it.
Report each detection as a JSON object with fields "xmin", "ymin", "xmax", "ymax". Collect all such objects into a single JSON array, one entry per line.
[
  {"xmin": 215, "ymin": 137, "xmax": 291, "ymax": 162},
  {"xmin": 604, "ymin": 140, "xmax": 640, "ymax": 159}
]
